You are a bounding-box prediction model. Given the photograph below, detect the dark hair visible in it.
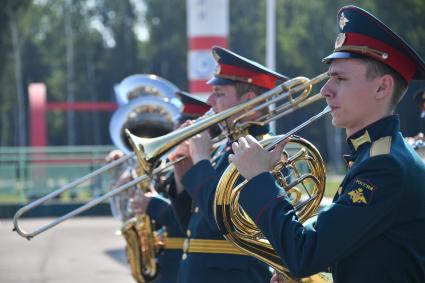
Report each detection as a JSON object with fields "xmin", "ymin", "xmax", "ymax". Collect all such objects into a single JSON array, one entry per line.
[
  {"xmin": 233, "ymin": 81, "xmax": 268, "ymax": 114},
  {"xmin": 360, "ymin": 58, "xmax": 407, "ymax": 110},
  {"xmin": 234, "ymin": 81, "xmax": 267, "ymax": 98}
]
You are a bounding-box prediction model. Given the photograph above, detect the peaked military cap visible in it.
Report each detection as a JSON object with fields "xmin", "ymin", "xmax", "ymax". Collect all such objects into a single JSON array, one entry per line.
[
  {"xmin": 175, "ymin": 90, "xmax": 210, "ymax": 119},
  {"xmin": 208, "ymin": 46, "xmax": 288, "ymax": 90},
  {"xmin": 323, "ymin": 5, "xmax": 425, "ymax": 83}
]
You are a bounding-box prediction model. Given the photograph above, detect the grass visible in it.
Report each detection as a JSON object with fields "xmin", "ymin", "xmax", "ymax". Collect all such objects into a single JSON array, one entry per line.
[
  {"xmin": 0, "ymin": 189, "xmax": 101, "ymax": 204},
  {"xmin": 324, "ymin": 176, "xmax": 342, "ymax": 198},
  {"xmin": 0, "ymin": 175, "xmax": 344, "ymax": 204}
]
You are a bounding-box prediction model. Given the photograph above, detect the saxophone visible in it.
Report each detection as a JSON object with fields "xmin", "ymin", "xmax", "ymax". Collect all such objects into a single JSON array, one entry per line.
[{"xmin": 121, "ymin": 213, "xmax": 162, "ymax": 283}]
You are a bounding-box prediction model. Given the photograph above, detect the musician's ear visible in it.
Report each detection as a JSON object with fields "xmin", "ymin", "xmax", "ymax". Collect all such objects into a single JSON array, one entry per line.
[
  {"xmin": 374, "ymin": 74, "xmax": 393, "ymax": 100},
  {"xmin": 242, "ymin": 91, "xmax": 256, "ymax": 101}
]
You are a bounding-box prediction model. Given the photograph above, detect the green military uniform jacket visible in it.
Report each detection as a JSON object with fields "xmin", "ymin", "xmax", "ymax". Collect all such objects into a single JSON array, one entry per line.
[
  {"xmin": 169, "ymin": 125, "xmax": 272, "ymax": 283},
  {"xmin": 239, "ymin": 115, "xmax": 425, "ymax": 282},
  {"xmin": 147, "ymin": 196, "xmax": 183, "ymax": 283}
]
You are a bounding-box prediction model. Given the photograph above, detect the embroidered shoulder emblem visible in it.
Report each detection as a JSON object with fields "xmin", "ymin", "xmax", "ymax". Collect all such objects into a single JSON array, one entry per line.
[
  {"xmin": 370, "ymin": 136, "xmax": 391, "ymax": 156},
  {"xmin": 347, "ymin": 179, "xmax": 375, "ymax": 206},
  {"xmin": 348, "ymin": 188, "xmax": 367, "ymax": 204}
]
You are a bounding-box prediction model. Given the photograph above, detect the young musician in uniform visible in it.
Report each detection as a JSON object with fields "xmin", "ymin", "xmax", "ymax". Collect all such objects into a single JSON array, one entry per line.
[{"xmin": 228, "ymin": 6, "xmax": 425, "ymax": 283}]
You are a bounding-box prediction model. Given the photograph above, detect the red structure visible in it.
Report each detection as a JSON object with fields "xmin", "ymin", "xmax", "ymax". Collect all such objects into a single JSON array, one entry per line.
[
  {"xmin": 28, "ymin": 83, "xmax": 117, "ymax": 147},
  {"xmin": 187, "ymin": 0, "xmax": 229, "ymax": 97}
]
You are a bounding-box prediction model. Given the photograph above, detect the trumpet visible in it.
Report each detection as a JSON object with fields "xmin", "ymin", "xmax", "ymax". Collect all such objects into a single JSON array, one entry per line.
[{"xmin": 13, "ymin": 73, "xmax": 328, "ymax": 240}]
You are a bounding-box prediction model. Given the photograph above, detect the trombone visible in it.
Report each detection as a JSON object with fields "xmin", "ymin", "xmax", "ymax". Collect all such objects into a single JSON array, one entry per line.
[{"xmin": 13, "ymin": 73, "xmax": 329, "ymax": 240}]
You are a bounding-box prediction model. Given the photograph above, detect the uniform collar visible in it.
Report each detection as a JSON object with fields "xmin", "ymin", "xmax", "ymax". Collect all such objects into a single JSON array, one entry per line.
[{"xmin": 347, "ymin": 115, "xmax": 400, "ymax": 153}]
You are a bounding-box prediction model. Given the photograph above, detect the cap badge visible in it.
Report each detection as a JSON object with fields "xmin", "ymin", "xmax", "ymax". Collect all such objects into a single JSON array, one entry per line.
[
  {"xmin": 339, "ymin": 12, "xmax": 349, "ymax": 30},
  {"xmin": 214, "ymin": 65, "xmax": 221, "ymax": 75},
  {"xmin": 212, "ymin": 49, "xmax": 221, "ymax": 62},
  {"xmin": 335, "ymin": 33, "xmax": 346, "ymax": 49}
]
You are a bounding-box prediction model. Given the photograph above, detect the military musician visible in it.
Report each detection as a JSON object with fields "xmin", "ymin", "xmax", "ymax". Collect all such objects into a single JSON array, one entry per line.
[
  {"xmin": 228, "ymin": 5, "xmax": 425, "ymax": 283},
  {"xmin": 167, "ymin": 46, "xmax": 289, "ymax": 282}
]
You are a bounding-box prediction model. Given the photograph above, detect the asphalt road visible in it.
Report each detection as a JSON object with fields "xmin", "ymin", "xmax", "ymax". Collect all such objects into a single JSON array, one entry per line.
[{"xmin": 0, "ymin": 217, "xmax": 135, "ymax": 283}]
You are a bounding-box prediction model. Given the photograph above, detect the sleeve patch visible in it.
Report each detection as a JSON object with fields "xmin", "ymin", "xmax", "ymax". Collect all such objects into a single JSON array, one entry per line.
[{"xmin": 346, "ymin": 179, "xmax": 375, "ymax": 206}]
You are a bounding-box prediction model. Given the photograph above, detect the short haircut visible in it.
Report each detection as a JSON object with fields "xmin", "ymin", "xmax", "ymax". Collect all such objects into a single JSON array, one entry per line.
[
  {"xmin": 234, "ymin": 81, "xmax": 267, "ymax": 98},
  {"xmin": 360, "ymin": 58, "xmax": 407, "ymax": 110},
  {"xmin": 233, "ymin": 82, "xmax": 269, "ymax": 115}
]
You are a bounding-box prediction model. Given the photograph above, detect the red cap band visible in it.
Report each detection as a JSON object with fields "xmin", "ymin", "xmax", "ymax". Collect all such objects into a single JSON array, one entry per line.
[
  {"xmin": 218, "ymin": 64, "xmax": 278, "ymax": 89},
  {"xmin": 345, "ymin": 32, "xmax": 415, "ymax": 81}
]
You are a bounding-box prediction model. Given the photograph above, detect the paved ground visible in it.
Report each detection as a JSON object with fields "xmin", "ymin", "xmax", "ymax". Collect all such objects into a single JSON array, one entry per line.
[
  {"xmin": 0, "ymin": 198, "xmax": 335, "ymax": 283},
  {"xmin": 0, "ymin": 217, "xmax": 135, "ymax": 283}
]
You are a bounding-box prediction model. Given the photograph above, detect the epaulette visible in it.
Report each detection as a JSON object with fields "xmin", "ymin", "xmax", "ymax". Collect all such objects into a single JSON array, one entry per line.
[{"xmin": 370, "ymin": 136, "xmax": 392, "ymax": 157}]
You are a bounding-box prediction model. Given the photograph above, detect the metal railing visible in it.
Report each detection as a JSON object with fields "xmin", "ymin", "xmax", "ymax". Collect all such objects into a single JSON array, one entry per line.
[{"xmin": 0, "ymin": 146, "xmax": 115, "ymax": 204}]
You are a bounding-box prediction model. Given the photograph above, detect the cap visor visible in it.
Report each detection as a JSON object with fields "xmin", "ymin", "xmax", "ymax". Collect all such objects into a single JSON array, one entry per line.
[
  {"xmin": 322, "ymin": 51, "xmax": 364, "ymax": 63},
  {"xmin": 207, "ymin": 77, "xmax": 235, "ymax": 86},
  {"xmin": 176, "ymin": 91, "xmax": 208, "ymax": 105}
]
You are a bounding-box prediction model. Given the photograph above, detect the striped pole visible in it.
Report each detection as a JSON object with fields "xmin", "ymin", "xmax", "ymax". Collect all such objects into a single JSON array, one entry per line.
[{"xmin": 187, "ymin": 0, "xmax": 229, "ymax": 98}]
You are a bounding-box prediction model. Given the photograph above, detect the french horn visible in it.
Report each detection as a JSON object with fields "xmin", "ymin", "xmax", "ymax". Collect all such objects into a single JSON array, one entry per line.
[{"xmin": 214, "ymin": 107, "xmax": 333, "ymax": 282}]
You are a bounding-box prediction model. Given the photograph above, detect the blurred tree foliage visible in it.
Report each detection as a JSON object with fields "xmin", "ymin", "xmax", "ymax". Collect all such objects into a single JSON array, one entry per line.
[{"xmin": 0, "ymin": 0, "xmax": 424, "ymax": 164}]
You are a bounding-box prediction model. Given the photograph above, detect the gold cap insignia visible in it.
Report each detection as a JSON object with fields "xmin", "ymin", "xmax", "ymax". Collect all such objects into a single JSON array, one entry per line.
[
  {"xmin": 214, "ymin": 65, "xmax": 221, "ymax": 75},
  {"xmin": 212, "ymin": 50, "xmax": 221, "ymax": 61},
  {"xmin": 339, "ymin": 12, "xmax": 349, "ymax": 30},
  {"xmin": 335, "ymin": 33, "xmax": 346, "ymax": 49}
]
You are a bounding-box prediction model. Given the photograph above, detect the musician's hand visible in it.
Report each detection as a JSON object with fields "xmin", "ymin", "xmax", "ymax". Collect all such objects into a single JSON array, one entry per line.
[
  {"xmin": 270, "ymin": 271, "xmax": 285, "ymax": 283},
  {"xmin": 188, "ymin": 130, "xmax": 212, "ymax": 164},
  {"xmin": 105, "ymin": 149, "xmax": 124, "ymax": 163},
  {"xmin": 130, "ymin": 189, "xmax": 159, "ymax": 214},
  {"xmin": 168, "ymin": 120, "xmax": 194, "ymax": 162},
  {"xmin": 167, "ymin": 120, "xmax": 195, "ymax": 193},
  {"xmin": 228, "ymin": 135, "xmax": 287, "ymax": 181}
]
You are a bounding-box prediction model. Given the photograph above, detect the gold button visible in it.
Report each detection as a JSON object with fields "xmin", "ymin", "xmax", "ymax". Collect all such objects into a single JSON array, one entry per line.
[
  {"xmin": 182, "ymin": 253, "xmax": 187, "ymax": 260},
  {"xmin": 183, "ymin": 238, "xmax": 189, "ymax": 253},
  {"xmin": 186, "ymin": 229, "xmax": 191, "ymax": 237}
]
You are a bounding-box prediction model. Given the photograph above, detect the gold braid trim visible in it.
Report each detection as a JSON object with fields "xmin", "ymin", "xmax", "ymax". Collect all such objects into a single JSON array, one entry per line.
[
  {"xmin": 186, "ymin": 239, "xmax": 247, "ymax": 255},
  {"xmin": 335, "ymin": 45, "xmax": 389, "ymax": 60}
]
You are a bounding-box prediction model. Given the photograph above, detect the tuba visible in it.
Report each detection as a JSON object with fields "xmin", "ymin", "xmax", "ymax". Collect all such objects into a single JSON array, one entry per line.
[
  {"xmin": 109, "ymin": 74, "xmax": 183, "ymax": 283},
  {"xmin": 214, "ymin": 107, "xmax": 333, "ymax": 282},
  {"xmin": 110, "ymin": 74, "xmax": 182, "ymax": 155}
]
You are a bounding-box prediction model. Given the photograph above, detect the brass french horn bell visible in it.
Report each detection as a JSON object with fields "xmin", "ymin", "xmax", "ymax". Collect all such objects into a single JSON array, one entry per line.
[{"xmin": 214, "ymin": 107, "xmax": 333, "ymax": 282}]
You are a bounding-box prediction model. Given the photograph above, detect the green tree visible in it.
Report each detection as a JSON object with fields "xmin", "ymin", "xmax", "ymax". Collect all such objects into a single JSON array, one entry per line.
[{"xmin": 143, "ymin": 0, "xmax": 187, "ymax": 89}]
